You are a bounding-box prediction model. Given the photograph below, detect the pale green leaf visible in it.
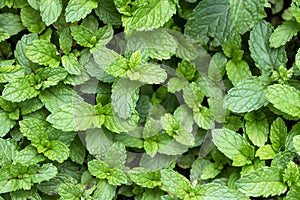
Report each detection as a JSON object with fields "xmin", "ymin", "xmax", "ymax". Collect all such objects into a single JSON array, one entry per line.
[
  {"xmin": 103, "ymin": 142, "xmax": 127, "ymax": 169},
  {"xmin": 245, "ymin": 112, "xmax": 269, "ymax": 147},
  {"xmin": 70, "ymin": 25, "xmax": 95, "ymax": 48},
  {"xmin": 182, "ymin": 82, "xmax": 204, "ymax": 111},
  {"xmin": 123, "ymin": 0, "xmax": 176, "ymax": 31},
  {"xmin": 0, "ymin": 29, "xmax": 10, "ymax": 42},
  {"xmin": 226, "ymin": 59, "xmax": 252, "ymax": 86},
  {"xmin": 255, "ymin": 145, "xmax": 276, "ymax": 160},
  {"xmin": 26, "ymin": 40, "xmax": 60, "ymax": 67},
  {"xmin": 61, "ymin": 53, "xmax": 83, "ymax": 75},
  {"xmin": 160, "ymin": 169, "xmax": 191, "ymax": 199},
  {"xmin": 236, "ymin": 167, "xmax": 287, "ymax": 197},
  {"xmin": 0, "ymin": 138, "xmax": 17, "ymax": 166},
  {"xmin": 230, "ymin": 0, "xmax": 266, "ymax": 34},
  {"xmin": 0, "ymin": 65, "xmax": 26, "ymax": 83},
  {"xmin": 93, "ymin": 180, "xmax": 116, "ymax": 200},
  {"xmin": 293, "ymin": 135, "xmax": 300, "ymax": 155},
  {"xmin": 270, "ymin": 20, "xmax": 300, "ymax": 48},
  {"xmin": 226, "ymin": 77, "xmax": 268, "ymax": 113},
  {"xmin": 65, "ymin": 0, "xmax": 98, "ymax": 22},
  {"xmin": 0, "ymin": 13, "xmax": 25, "ymax": 36},
  {"xmin": 144, "ymin": 140, "xmax": 158, "ymax": 158},
  {"xmin": 200, "ymin": 163, "xmax": 221, "ymax": 180},
  {"xmin": 0, "ymin": 111, "xmax": 15, "ymax": 137},
  {"xmin": 47, "ymin": 102, "xmax": 104, "ymax": 131},
  {"xmin": 128, "ymin": 168, "xmax": 161, "ymax": 188},
  {"xmin": 2, "ymin": 77, "xmax": 40, "ymax": 102},
  {"xmin": 203, "ymin": 182, "xmax": 249, "ymax": 200},
  {"xmin": 212, "ymin": 128, "xmax": 255, "ymax": 166},
  {"xmin": 193, "ymin": 107, "xmax": 215, "ymax": 130},
  {"xmin": 127, "ymin": 64, "xmax": 167, "ymax": 84},
  {"xmin": 249, "ymin": 21, "xmax": 287, "ymax": 75},
  {"xmin": 86, "ymin": 128, "xmax": 113, "ymax": 158},
  {"xmin": 40, "ymin": 0, "xmax": 62, "ymax": 26},
  {"xmin": 44, "ymin": 140, "xmax": 69, "ymax": 163},
  {"xmin": 267, "ymin": 84, "xmax": 300, "ymax": 117},
  {"xmin": 126, "ymin": 29, "xmax": 177, "ymax": 60},
  {"xmin": 69, "ymin": 136, "xmax": 86, "ymax": 165},
  {"xmin": 270, "ymin": 117, "xmax": 287, "ymax": 152},
  {"xmin": 59, "ymin": 28, "xmax": 72, "ymax": 54},
  {"xmin": 111, "ymin": 78, "xmax": 142, "ymax": 119},
  {"xmin": 174, "ymin": 128, "xmax": 195, "ymax": 146}
]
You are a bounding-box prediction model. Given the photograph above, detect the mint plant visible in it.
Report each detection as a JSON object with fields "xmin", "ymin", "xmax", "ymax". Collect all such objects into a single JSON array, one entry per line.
[{"xmin": 0, "ymin": 0, "xmax": 300, "ymax": 199}]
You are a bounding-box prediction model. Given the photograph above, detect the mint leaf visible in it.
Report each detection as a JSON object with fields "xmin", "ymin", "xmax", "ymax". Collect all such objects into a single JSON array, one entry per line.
[
  {"xmin": 185, "ymin": 0, "xmax": 234, "ymax": 46},
  {"xmin": 128, "ymin": 168, "xmax": 161, "ymax": 188},
  {"xmin": 255, "ymin": 145, "xmax": 276, "ymax": 160},
  {"xmin": 0, "ymin": 111, "xmax": 15, "ymax": 137},
  {"xmin": 65, "ymin": 0, "xmax": 98, "ymax": 23},
  {"xmin": 70, "ymin": 25, "xmax": 96, "ymax": 48},
  {"xmin": 69, "ymin": 136, "xmax": 86, "ymax": 165},
  {"xmin": 160, "ymin": 169, "xmax": 192, "ymax": 199},
  {"xmin": 0, "ymin": 29, "xmax": 10, "ymax": 42},
  {"xmin": 94, "ymin": 0, "xmax": 121, "ymax": 26},
  {"xmin": 0, "ymin": 138, "xmax": 17, "ymax": 166},
  {"xmin": 123, "ymin": 0, "xmax": 176, "ymax": 31},
  {"xmin": 126, "ymin": 29, "xmax": 177, "ymax": 60},
  {"xmin": 93, "ymin": 180, "xmax": 116, "ymax": 200},
  {"xmin": 203, "ymin": 182, "xmax": 249, "ymax": 199},
  {"xmin": 88, "ymin": 160, "xmax": 127, "ymax": 186},
  {"xmin": 229, "ymin": 0, "xmax": 266, "ymax": 34},
  {"xmin": 111, "ymin": 78, "xmax": 142, "ymax": 119},
  {"xmin": 20, "ymin": 6, "xmax": 46, "ymax": 33},
  {"xmin": 47, "ymin": 102, "xmax": 104, "ymax": 131},
  {"xmin": 226, "ymin": 77, "xmax": 268, "ymax": 113},
  {"xmin": 293, "ymin": 135, "xmax": 300, "ymax": 155},
  {"xmin": 270, "ymin": 117, "xmax": 287, "ymax": 152},
  {"xmin": 0, "ymin": 65, "xmax": 25, "ymax": 83},
  {"xmin": 212, "ymin": 128, "xmax": 255, "ymax": 166},
  {"xmin": 226, "ymin": 59, "xmax": 252, "ymax": 86},
  {"xmin": 0, "ymin": 13, "xmax": 24, "ymax": 36},
  {"xmin": 2, "ymin": 76, "xmax": 40, "ymax": 102},
  {"xmin": 25, "ymin": 40, "xmax": 60, "ymax": 67},
  {"xmin": 236, "ymin": 167, "xmax": 287, "ymax": 197},
  {"xmin": 269, "ymin": 20, "xmax": 300, "ymax": 48},
  {"xmin": 245, "ymin": 111, "xmax": 269, "ymax": 147},
  {"xmin": 267, "ymin": 84, "xmax": 300, "ymax": 117},
  {"xmin": 40, "ymin": 0, "xmax": 62, "ymax": 26},
  {"xmin": 103, "ymin": 142, "xmax": 127, "ymax": 169},
  {"xmin": 127, "ymin": 64, "xmax": 167, "ymax": 84},
  {"xmin": 59, "ymin": 28, "xmax": 72, "ymax": 54},
  {"xmin": 193, "ymin": 107, "xmax": 215, "ymax": 130},
  {"xmin": 44, "ymin": 140, "xmax": 69, "ymax": 163},
  {"xmin": 61, "ymin": 53, "xmax": 83, "ymax": 75},
  {"xmin": 249, "ymin": 21, "xmax": 287, "ymax": 75}
]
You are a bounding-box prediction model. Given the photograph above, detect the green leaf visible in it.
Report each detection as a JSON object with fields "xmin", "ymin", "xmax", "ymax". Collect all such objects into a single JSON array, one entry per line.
[
  {"xmin": 103, "ymin": 142, "xmax": 127, "ymax": 169},
  {"xmin": 255, "ymin": 145, "xmax": 276, "ymax": 160},
  {"xmin": 69, "ymin": 135, "xmax": 86, "ymax": 165},
  {"xmin": 65, "ymin": 0, "xmax": 98, "ymax": 23},
  {"xmin": 212, "ymin": 128, "xmax": 255, "ymax": 166},
  {"xmin": 0, "ymin": 111, "xmax": 15, "ymax": 137},
  {"xmin": 0, "ymin": 138, "xmax": 17, "ymax": 166},
  {"xmin": 123, "ymin": 0, "xmax": 176, "ymax": 31},
  {"xmin": 111, "ymin": 78, "xmax": 142, "ymax": 119},
  {"xmin": 127, "ymin": 64, "xmax": 167, "ymax": 84},
  {"xmin": 25, "ymin": 40, "xmax": 60, "ymax": 67},
  {"xmin": 249, "ymin": 21, "xmax": 287, "ymax": 75},
  {"xmin": 0, "ymin": 65, "xmax": 26, "ymax": 83},
  {"xmin": 57, "ymin": 183, "xmax": 84, "ymax": 199},
  {"xmin": 126, "ymin": 29, "xmax": 177, "ymax": 60},
  {"xmin": 203, "ymin": 182, "xmax": 249, "ymax": 199},
  {"xmin": 47, "ymin": 102, "xmax": 104, "ymax": 131},
  {"xmin": 2, "ymin": 76, "xmax": 40, "ymax": 102},
  {"xmin": 160, "ymin": 169, "xmax": 192, "ymax": 199},
  {"xmin": 61, "ymin": 53, "xmax": 83, "ymax": 75},
  {"xmin": 285, "ymin": 186, "xmax": 300, "ymax": 200},
  {"xmin": 193, "ymin": 107, "xmax": 215, "ymax": 130},
  {"xmin": 39, "ymin": 84, "xmax": 83, "ymax": 113},
  {"xmin": 236, "ymin": 167, "xmax": 287, "ymax": 197},
  {"xmin": 20, "ymin": 6, "xmax": 46, "ymax": 33},
  {"xmin": 94, "ymin": 0, "xmax": 121, "ymax": 26},
  {"xmin": 185, "ymin": 0, "xmax": 234, "ymax": 46},
  {"xmin": 0, "ymin": 13, "xmax": 24, "ymax": 36},
  {"xmin": 182, "ymin": 82, "xmax": 204, "ymax": 111},
  {"xmin": 200, "ymin": 163, "xmax": 222, "ymax": 180},
  {"xmin": 226, "ymin": 59, "xmax": 252, "ymax": 86},
  {"xmin": 229, "ymin": 0, "xmax": 266, "ymax": 34},
  {"xmin": 283, "ymin": 161, "xmax": 300, "ymax": 187},
  {"xmin": 269, "ymin": 20, "xmax": 300, "ymax": 48},
  {"xmin": 14, "ymin": 145, "xmax": 46, "ymax": 166},
  {"xmin": 70, "ymin": 25, "xmax": 96, "ymax": 48},
  {"xmin": 128, "ymin": 168, "xmax": 161, "ymax": 188},
  {"xmin": 43, "ymin": 140, "xmax": 69, "ymax": 163},
  {"xmin": 93, "ymin": 180, "xmax": 116, "ymax": 200},
  {"xmin": 0, "ymin": 29, "xmax": 10, "ymax": 42},
  {"xmin": 293, "ymin": 135, "xmax": 300, "ymax": 155},
  {"xmin": 226, "ymin": 77, "xmax": 268, "ymax": 113},
  {"xmin": 88, "ymin": 160, "xmax": 127, "ymax": 186},
  {"xmin": 144, "ymin": 140, "xmax": 158, "ymax": 158},
  {"xmin": 59, "ymin": 28, "xmax": 72, "ymax": 54},
  {"xmin": 40, "ymin": 0, "xmax": 62, "ymax": 26},
  {"xmin": 267, "ymin": 84, "xmax": 300, "ymax": 117},
  {"xmin": 270, "ymin": 117, "xmax": 287, "ymax": 152},
  {"xmin": 245, "ymin": 111, "xmax": 269, "ymax": 147}
]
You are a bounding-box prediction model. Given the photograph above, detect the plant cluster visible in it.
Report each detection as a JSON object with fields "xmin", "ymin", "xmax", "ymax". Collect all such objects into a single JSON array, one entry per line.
[{"xmin": 0, "ymin": 0, "xmax": 300, "ymax": 199}]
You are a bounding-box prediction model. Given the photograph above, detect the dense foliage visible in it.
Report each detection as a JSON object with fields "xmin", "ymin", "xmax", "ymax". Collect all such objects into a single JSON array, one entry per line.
[{"xmin": 0, "ymin": 0, "xmax": 300, "ymax": 199}]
